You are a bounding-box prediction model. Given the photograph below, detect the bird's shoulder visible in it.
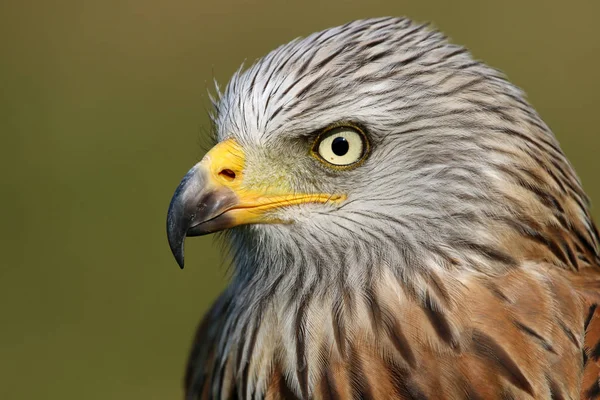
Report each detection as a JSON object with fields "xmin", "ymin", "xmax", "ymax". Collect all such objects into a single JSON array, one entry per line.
[
  {"xmin": 563, "ymin": 261, "xmax": 600, "ymax": 399},
  {"xmin": 182, "ymin": 261, "xmax": 600, "ymax": 400}
]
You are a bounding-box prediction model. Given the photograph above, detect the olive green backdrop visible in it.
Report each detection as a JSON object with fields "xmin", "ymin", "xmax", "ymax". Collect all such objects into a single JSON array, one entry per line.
[{"xmin": 1, "ymin": 0, "xmax": 598, "ymax": 398}]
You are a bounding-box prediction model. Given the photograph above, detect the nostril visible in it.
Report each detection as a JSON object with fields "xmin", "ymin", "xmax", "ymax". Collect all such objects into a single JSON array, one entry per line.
[{"xmin": 218, "ymin": 168, "xmax": 236, "ymax": 181}]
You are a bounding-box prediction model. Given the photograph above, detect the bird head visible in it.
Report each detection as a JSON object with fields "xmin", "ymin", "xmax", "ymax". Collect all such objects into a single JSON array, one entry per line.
[{"xmin": 167, "ymin": 18, "xmax": 593, "ymax": 282}]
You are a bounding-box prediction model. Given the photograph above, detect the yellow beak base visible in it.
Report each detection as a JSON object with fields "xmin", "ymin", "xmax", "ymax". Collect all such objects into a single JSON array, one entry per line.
[{"xmin": 166, "ymin": 139, "xmax": 345, "ymax": 268}]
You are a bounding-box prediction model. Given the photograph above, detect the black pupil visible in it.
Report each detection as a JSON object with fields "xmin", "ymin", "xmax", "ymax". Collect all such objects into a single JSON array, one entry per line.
[{"xmin": 331, "ymin": 136, "xmax": 349, "ymax": 156}]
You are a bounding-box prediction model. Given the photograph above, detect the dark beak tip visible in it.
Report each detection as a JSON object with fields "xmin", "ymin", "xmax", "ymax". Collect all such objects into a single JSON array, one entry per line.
[
  {"xmin": 167, "ymin": 166, "xmax": 234, "ymax": 269},
  {"xmin": 173, "ymin": 243, "xmax": 185, "ymax": 269},
  {"xmin": 166, "ymin": 167, "xmax": 200, "ymax": 269},
  {"xmin": 166, "ymin": 222, "xmax": 186, "ymax": 269},
  {"xmin": 166, "ymin": 205, "xmax": 188, "ymax": 270}
]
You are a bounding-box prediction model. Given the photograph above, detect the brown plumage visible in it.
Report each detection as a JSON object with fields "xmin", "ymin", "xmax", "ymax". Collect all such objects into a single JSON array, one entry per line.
[
  {"xmin": 166, "ymin": 17, "xmax": 600, "ymax": 399},
  {"xmin": 188, "ymin": 265, "xmax": 600, "ymax": 399}
]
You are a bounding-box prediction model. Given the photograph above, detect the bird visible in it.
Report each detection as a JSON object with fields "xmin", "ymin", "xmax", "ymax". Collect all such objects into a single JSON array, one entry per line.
[{"xmin": 166, "ymin": 17, "xmax": 600, "ymax": 400}]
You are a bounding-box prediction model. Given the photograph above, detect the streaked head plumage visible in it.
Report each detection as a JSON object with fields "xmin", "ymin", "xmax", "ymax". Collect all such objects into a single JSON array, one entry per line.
[{"xmin": 202, "ymin": 17, "xmax": 591, "ymax": 282}]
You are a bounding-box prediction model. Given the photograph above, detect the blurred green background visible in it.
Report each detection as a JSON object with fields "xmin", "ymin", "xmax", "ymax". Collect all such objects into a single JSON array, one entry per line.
[{"xmin": 1, "ymin": 0, "xmax": 598, "ymax": 398}]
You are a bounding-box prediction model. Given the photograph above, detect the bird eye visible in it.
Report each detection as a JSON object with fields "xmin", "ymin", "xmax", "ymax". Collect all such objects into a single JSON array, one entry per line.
[{"xmin": 313, "ymin": 126, "xmax": 367, "ymax": 167}]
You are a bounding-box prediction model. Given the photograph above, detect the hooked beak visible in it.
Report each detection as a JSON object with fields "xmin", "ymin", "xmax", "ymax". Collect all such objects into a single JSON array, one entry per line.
[{"xmin": 166, "ymin": 139, "xmax": 344, "ymax": 268}]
